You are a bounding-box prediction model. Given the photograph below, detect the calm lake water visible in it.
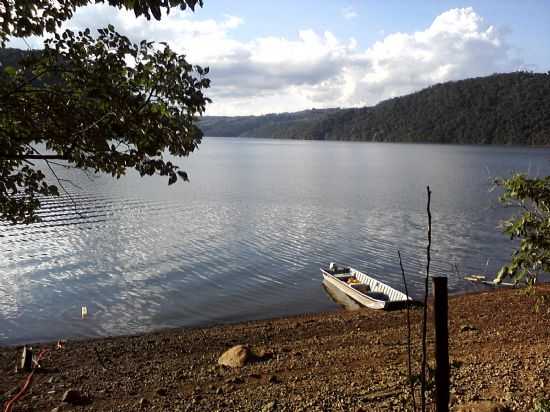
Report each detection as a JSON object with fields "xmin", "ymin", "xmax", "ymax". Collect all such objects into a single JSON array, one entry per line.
[{"xmin": 1, "ymin": 138, "xmax": 549, "ymax": 344}]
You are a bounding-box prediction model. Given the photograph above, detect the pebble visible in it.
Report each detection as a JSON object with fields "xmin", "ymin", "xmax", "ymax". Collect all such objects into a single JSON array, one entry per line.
[
  {"xmin": 261, "ymin": 400, "xmax": 277, "ymax": 412},
  {"xmin": 454, "ymin": 401, "xmax": 510, "ymax": 412},
  {"xmin": 0, "ymin": 287, "xmax": 546, "ymax": 411},
  {"xmin": 460, "ymin": 324, "xmax": 478, "ymax": 332},
  {"xmin": 61, "ymin": 389, "xmax": 82, "ymax": 405}
]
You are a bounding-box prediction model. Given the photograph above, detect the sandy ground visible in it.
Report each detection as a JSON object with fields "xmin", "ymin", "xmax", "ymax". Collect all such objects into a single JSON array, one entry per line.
[{"xmin": 1, "ymin": 285, "xmax": 549, "ymax": 412}]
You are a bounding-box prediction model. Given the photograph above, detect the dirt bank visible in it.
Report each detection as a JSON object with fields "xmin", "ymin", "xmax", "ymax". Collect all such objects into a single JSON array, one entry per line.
[{"xmin": 1, "ymin": 286, "xmax": 549, "ymax": 411}]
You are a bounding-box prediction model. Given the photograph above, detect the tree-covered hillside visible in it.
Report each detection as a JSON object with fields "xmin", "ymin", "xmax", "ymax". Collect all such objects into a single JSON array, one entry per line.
[
  {"xmin": 0, "ymin": 48, "xmax": 36, "ymax": 67},
  {"xmin": 201, "ymin": 72, "xmax": 550, "ymax": 145},
  {"xmin": 199, "ymin": 108, "xmax": 342, "ymax": 138},
  {"xmin": 2, "ymin": 48, "xmax": 548, "ymax": 145}
]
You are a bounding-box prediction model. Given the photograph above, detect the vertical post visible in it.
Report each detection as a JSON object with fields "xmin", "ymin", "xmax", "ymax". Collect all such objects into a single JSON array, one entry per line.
[
  {"xmin": 20, "ymin": 346, "xmax": 33, "ymax": 372},
  {"xmin": 433, "ymin": 276, "xmax": 449, "ymax": 412}
]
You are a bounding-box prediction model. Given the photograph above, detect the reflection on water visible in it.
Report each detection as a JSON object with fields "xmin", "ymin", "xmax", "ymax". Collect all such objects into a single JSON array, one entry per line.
[
  {"xmin": 1, "ymin": 138, "xmax": 549, "ymax": 344},
  {"xmin": 322, "ymin": 281, "xmax": 362, "ymax": 311}
]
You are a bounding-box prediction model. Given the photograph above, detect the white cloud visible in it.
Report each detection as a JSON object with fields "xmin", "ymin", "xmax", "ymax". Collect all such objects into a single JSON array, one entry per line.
[
  {"xmin": 342, "ymin": 7, "xmax": 358, "ymax": 20},
  {"xmin": 9, "ymin": 6, "xmax": 524, "ymax": 115},
  {"xmin": 351, "ymin": 7, "xmax": 522, "ymax": 105}
]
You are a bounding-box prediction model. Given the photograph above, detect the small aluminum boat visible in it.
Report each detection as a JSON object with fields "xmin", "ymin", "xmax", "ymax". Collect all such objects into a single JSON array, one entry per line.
[
  {"xmin": 321, "ymin": 263, "xmax": 413, "ymax": 310},
  {"xmin": 464, "ymin": 275, "xmax": 515, "ymax": 287}
]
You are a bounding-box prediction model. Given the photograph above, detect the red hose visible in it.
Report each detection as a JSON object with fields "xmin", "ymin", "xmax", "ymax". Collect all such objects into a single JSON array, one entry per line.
[{"xmin": 3, "ymin": 349, "xmax": 48, "ymax": 412}]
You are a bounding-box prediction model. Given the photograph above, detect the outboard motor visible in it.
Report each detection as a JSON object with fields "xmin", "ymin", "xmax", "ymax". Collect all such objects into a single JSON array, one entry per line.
[{"xmin": 329, "ymin": 262, "xmax": 337, "ymax": 271}]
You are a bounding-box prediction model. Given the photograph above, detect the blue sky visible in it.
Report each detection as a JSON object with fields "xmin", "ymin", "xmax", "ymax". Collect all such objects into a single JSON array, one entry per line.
[
  {"xmin": 189, "ymin": 0, "xmax": 550, "ymax": 70},
  {"xmin": 9, "ymin": 1, "xmax": 550, "ymax": 115}
]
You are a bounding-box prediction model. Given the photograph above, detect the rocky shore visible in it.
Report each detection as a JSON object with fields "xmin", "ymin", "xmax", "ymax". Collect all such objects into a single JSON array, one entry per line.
[{"xmin": 1, "ymin": 285, "xmax": 549, "ymax": 411}]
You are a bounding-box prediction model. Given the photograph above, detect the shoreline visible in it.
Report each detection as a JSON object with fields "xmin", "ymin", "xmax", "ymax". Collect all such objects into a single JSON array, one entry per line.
[
  {"xmin": 1, "ymin": 286, "xmax": 549, "ymax": 411},
  {"xmin": 206, "ymin": 135, "xmax": 550, "ymax": 148},
  {"xmin": 0, "ymin": 284, "xmax": 506, "ymax": 349}
]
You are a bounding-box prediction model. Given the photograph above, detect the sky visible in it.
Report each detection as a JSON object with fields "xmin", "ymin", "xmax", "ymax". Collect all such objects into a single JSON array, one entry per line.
[{"xmin": 9, "ymin": 1, "xmax": 550, "ymax": 116}]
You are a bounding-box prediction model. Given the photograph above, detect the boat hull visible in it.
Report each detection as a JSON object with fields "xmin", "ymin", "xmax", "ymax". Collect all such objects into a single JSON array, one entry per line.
[
  {"xmin": 322, "ymin": 272, "xmax": 386, "ymax": 310},
  {"xmin": 321, "ymin": 266, "xmax": 412, "ymax": 310}
]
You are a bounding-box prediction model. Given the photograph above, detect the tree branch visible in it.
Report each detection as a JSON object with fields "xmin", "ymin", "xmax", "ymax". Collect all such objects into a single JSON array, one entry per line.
[
  {"xmin": 421, "ymin": 186, "xmax": 432, "ymax": 412},
  {"xmin": 0, "ymin": 155, "xmax": 68, "ymax": 160},
  {"xmin": 398, "ymin": 249, "xmax": 417, "ymax": 412},
  {"xmin": 43, "ymin": 158, "xmax": 85, "ymax": 219}
]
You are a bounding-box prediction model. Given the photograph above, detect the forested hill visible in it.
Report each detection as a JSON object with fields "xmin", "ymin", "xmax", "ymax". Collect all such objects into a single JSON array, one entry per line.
[
  {"xmin": 201, "ymin": 72, "xmax": 550, "ymax": 145},
  {"xmin": 2, "ymin": 48, "xmax": 549, "ymax": 145},
  {"xmin": 0, "ymin": 48, "xmax": 37, "ymax": 68}
]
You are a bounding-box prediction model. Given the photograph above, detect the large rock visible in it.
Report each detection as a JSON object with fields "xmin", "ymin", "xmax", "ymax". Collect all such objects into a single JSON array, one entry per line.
[
  {"xmin": 454, "ymin": 401, "xmax": 510, "ymax": 412},
  {"xmin": 218, "ymin": 345, "xmax": 251, "ymax": 368}
]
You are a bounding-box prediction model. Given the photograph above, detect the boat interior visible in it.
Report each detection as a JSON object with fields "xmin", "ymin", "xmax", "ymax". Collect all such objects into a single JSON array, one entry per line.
[
  {"xmin": 333, "ymin": 274, "xmax": 390, "ymax": 301},
  {"xmin": 327, "ymin": 267, "xmax": 351, "ymax": 275}
]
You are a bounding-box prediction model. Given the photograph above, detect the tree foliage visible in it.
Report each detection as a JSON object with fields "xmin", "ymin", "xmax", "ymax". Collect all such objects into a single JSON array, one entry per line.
[
  {"xmin": 200, "ymin": 72, "xmax": 550, "ymax": 145},
  {"xmin": 0, "ymin": 1, "xmax": 203, "ymax": 46},
  {"xmin": 0, "ymin": 1, "xmax": 210, "ymax": 224},
  {"xmin": 495, "ymin": 174, "xmax": 550, "ymax": 284}
]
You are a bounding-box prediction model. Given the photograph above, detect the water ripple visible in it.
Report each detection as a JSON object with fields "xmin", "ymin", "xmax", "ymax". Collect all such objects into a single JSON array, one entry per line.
[{"xmin": 1, "ymin": 139, "xmax": 549, "ymax": 344}]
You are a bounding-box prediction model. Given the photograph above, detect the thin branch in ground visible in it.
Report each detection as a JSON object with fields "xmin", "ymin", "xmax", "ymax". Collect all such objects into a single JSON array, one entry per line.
[
  {"xmin": 421, "ymin": 186, "xmax": 432, "ymax": 412},
  {"xmin": 398, "ymin": 249, "xmax": 417, "ymax": 412}
]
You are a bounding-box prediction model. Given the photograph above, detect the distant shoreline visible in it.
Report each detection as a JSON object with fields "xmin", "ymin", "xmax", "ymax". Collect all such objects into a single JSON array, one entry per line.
[
  {"xmin": 200, "ymin": 73, "xmax": 550, "ymax": 145},
  {"xmin": 204, "ymin": 135, "xmax": 550, "ymax": 148}
]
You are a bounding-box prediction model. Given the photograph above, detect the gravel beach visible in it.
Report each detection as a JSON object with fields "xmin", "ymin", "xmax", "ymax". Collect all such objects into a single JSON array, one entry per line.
[{"xmin": 1, "ymin": 285, "xmax": 549, "ymax": 411}]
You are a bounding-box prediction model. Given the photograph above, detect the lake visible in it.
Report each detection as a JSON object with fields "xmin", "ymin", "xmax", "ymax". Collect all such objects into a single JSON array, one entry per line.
[{"xmin": 1, "ymin": 138, "xmax": 549, "ymax": 344}]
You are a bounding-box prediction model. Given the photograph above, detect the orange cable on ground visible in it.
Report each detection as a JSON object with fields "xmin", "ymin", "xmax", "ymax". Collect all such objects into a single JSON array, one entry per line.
[{"xmin": 3, "ymin": 349, "xmax": 48, "ymax": 412}]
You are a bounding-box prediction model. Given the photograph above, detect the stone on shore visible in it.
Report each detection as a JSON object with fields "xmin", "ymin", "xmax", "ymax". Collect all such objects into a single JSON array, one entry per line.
[
  {"xmin": 61, "ymin": 389, "xmax": 82, "ymax": 405},
  {"xmin": 218, "ymin": 344, "xmax": 251, "ymax": 368},
  {"xmin": 261, "ymin": 400, "xmax": 277, "ymax": 412},
  {"xmin": 0, "ymin": 285, "xmax": 547, "ymax": 411},
  {"xmin": 454, "ymin": 401, "xmax": 510, "ymax": 412}
]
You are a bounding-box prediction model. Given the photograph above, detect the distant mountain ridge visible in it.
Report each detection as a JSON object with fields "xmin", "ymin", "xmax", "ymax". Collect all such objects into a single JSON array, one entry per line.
[
  {"xmin": 201, "ymin": 72, "xmax": 550, "ymax": 145},
  {"xmin": 1, "ymin": 49, "xmax": 548, "ymax": 145},
  {"xmin": 0, "ymin": 48, "xmax": 39, "ymax": 68}
]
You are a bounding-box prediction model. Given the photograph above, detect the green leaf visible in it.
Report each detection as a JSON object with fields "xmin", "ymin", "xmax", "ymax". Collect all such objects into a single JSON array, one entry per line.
[
  {"xmin": 0, "ymin": 3, "xmax": 209, "ymax": 224},
  {"xmin": 3, "ymin": 65, "xmax": 17, "ymax": 77},
  {"xmin": 177, "ymin": 170, "xmax": 189, "ymax": 182}
]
